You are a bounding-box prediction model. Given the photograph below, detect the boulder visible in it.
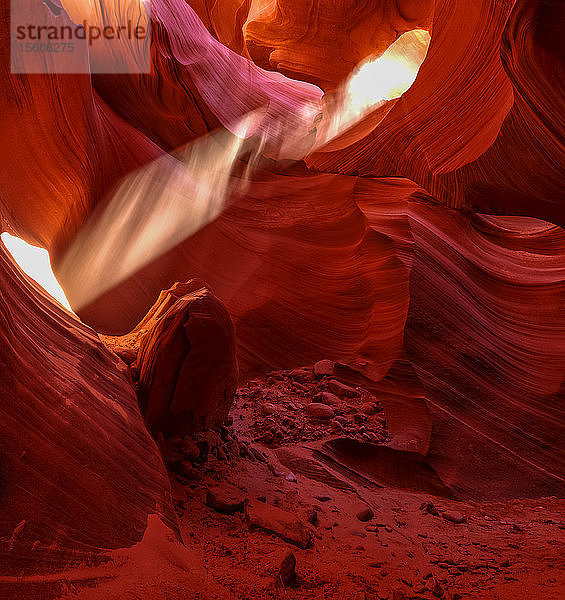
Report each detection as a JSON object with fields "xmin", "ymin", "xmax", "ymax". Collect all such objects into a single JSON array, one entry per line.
[
  {"xmin": 313, "ymin": 360, "xmax": 334, "ymax": 378},
  {"xmin": 316, "ymin": 391, "xmax": 341, "ymax": 406},
  {"xmin": 442, "ymin": 510, "xmax": 466, "ymax": 524},
  {"xmin": 206, "ymin": 485, "xmax": 247, "ymax": 514},
  {"xmin": 247, "ymin": 503, "xmax": 311, "ymax": 549},
  {"xmin": 0, "ymin": 245, "xmax": 174, "ymax": 578},
  {"xmin": 306, "ymin": 403, "xmax": 334, "ymax": 420},
  {"xmin": 276, "ymin": 551, "xmax": 297, "ymax": 587},
  {"xmin": 328, "ymin": 380, "xmax": 359, "ymax": 398},
  {"xmin": 356, "ymin": 506, "xmax": 374, "ymax": 522},
  {"xmin": 134, "ymin": 280, "xmax": 238, "ymax": 437}
]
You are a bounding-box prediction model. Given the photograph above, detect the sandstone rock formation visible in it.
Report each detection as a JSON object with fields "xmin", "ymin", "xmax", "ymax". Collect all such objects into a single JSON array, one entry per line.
[
  {"xmin": 105, "ymin": 280, "xmax": 238, "ymax": 437},
  {"xmin": 0, "ymin": 0, "xmax": 563, "ymax": 597},
  {"xmin": 60, "ymin": 173, "xmax": 564, "ymax": 501},
  {"xmin": 308, "ymin": 0, "xmax": 565, "ymax": 226},
  {"xmin": 0, "ymin": 243, "xmax": 175, "ymax": 591}
]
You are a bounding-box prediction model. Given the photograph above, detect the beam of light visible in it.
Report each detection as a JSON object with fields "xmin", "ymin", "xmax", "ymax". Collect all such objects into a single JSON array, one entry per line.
[
  {"xmin": 57, "ymin": 94, "xmax": 323, "ymax": 313},
  {"xmin": 347, "ymin": 29, "xmax": 431, "ymax": 112},
  {"xmin": 54, "ymin": 17, "xmax": 429, "ymax": 313},
  {"xmin": 314, "ymin": 29, "xmax": 431, "ymax": 147},
  {"xmin": 1, "ymin": 232, "xmax": 73, "ymax": 312},
  {"xmin": 58, "ymin": 113, "xmax": 262, "ymax": 311}
]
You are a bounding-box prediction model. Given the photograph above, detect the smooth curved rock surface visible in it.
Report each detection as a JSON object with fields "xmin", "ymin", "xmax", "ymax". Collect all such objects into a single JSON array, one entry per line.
[
  {"xmin": 0, "ymin": 0, "xmax": 322, "ymax": 250},
  {"xmin": 76, "ymin": 170, "xmax": 412, "ymax": 384},
  {"xmin": 0, "ymin": 0, "xmax": 562, "ymax": 558},
  {"xmin": 68, "ymin": 173, "xmax": 564, "ymax": 501},
  {"xmin": 0, "ymin": 243, "xmax": 175, "ymax": 589},
  {"xmin": 185, "ymin": 0, "xmax": 434, "ymax": 91},
  {"xmin": 0, "ymin": 2, "xmax": 163, "ymax": 253},
  {"xmin": 307, "ymin": 0, "xmax": 565, "ymax": 226},
  {"xmin": 403, "ymin": 207, "xmax": 565, "ymax": 499},
  {"xmin": 105, "ymin": 280, "xmax": 238, "ymax": 437},
  {"xmin": 93, "ymin": 0, "xmax": 323, "ymax": 154},
  {"xmin": 243, "ymin": 0, "xmax": 434, "ymax": 90}
]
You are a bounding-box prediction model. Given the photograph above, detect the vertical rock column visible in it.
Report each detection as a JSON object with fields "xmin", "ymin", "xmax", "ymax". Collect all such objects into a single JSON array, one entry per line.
[{"xmin": 131, "ymin": 280, "xmax": 238, "ymax": 438}]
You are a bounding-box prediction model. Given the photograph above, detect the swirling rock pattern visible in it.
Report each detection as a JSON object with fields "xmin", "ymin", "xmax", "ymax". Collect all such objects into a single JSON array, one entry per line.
[
  {"xmin": 0, "ymin": 0, "xmax": 564, "ymax": 595},
  {"xmin": 71, "ymin": 172, "xmax": 564, "ymax": 500},
  {"xmin": 0, "ymin": 0, "xmax": 321, "ymax": 248},
  {"xmin": 307, "ymin": 0, "xmax": 565, "ymax": 226},
  {"xmin": 0, "ymin": 1, "xmax": 163, "ymax": 253},
  {"xmin": 76, "ymin": 170, "xmax": 412, "ymax": 384},
  {"xmin": 0, "ymin": 244, "xmax": 175, "ymax": 589},
  {"xmin": 386, "ymin": 191, "xmax": 565, "ymax": 500},
  {"xmin": 185, "ymin": 0, "xmax": 435, "ymax": 90},
  {"xmin": 244, "ymin": 0, "xmax": 434, "ymax": 90}
]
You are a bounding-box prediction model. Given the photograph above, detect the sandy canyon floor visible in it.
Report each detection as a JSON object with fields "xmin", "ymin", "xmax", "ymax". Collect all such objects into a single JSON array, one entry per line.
[{"xmin": 162, "ymin": 364, "xmax": 565, "ymax": 600}]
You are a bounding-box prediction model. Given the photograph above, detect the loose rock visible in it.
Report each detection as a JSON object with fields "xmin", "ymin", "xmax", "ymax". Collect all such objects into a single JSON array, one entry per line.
[
  {"xmin": 313, "ymin": 360, "xmax": 334, "ymax": 378},
  {"xmin": 426, "ymin": 577, "xmax": 443, "ymax": 597},
  {"xmin": 249, "ymin": 445, "xmax": 266, "ymax": 462},
  {"xmin": 361, "ymin": 402, "xmax": 378, "ymax": 415},
  {"xmin": 306, "ymin": 403, "xmax": 334, "ymax": 420},
  {"xmin": 206, "ymin": 484, "xmax": 247, "ymax": 514},
  {"xmin": 327, "ymin": 379, "xmax": 359, "ymax": 398},
  {"xmin": 316, "ymin": 391, "xmax": 341, "ymax": 406},
  {"xmin": 289, "ymin": 368, "xmax": 312, "ymax": 383},
  {"xmin": 314, "ymin": 495, "xmax": 332, "ymax": 502},
  {"xmin": 176, "ymin": 460, "xmax": 193, "ymax": 479},
  {"xmin": 247, "ymin": 503, "xmax": 311, "ymax": 549},
  {"xmin": 276, "ymin": 551, "xmax": 297, "ymax": 587},
  {"xmin": 356, "ymin": 506, "xmax": 374, "ymax": 522},
  {"xmin": 442, "ymin": 510, "xmax": 466, "ymax": 524},
  {"xmin": 420, "ymin": 501, "xmax": 440, "ymax": 516}
]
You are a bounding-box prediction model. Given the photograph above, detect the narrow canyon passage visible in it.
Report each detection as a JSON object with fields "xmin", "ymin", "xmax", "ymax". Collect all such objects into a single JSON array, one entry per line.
[{"xmin": 0, "ymin": 1, "xmax": 563, "ymax": 599}]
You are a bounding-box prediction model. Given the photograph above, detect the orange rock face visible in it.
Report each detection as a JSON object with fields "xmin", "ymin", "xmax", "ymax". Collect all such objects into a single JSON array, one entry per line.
[
  {"xmin": 0, "ymin": 244, "xmax": 175, "ymax": 579},
  {"xmin": 308, "ymin": 0, "xmax": 565, "ymax": 226},
  {"xmin": 0, "ymin": 0, "xmax": 563, "ymax": 597},
  {"xmin": 244, "ymin": 0, "xmax": 434, "ymax": 90},
  {"xmin": 61, "ymin": 172, "xmax": 564, "ymax": 501}
]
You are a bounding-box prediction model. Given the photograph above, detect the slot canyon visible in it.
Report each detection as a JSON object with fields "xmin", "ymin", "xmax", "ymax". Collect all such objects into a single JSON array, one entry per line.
[{"xmin": 0, "ymin": 1, "xmax": 564, "ymax": 599}]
